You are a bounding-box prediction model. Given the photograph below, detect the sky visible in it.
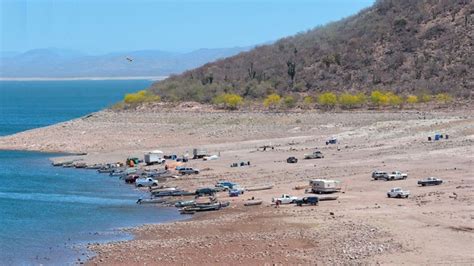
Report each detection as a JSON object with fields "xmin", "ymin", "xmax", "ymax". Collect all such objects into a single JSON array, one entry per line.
[{"xmin": 0, "ymin": 0, "xmax": 375, "ymax": 54}]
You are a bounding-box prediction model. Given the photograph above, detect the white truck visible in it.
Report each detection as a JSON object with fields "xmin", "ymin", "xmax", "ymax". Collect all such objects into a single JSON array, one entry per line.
[
  {"xmin": 135, "ymin": 177, "xmax": 159, "ymax": 187},
  {"xmin": 144, "ymin": 150, "xmax": 166, "ymax": 165},
  {"xmin": 272, "ymin": 194, "xmax": 298, "ymax": 204},
  {"xmin": 387, "ymin": 171, "xmax": 408, "ymax": 181},
  {"xmin": 387, "ymin": 187, "xmax": 410, "ymax": 198}
]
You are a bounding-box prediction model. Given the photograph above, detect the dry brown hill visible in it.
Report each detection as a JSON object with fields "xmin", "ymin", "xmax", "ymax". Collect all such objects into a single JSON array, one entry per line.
[{"xmin": 150, "ymin": 0, "xmax": 473, "ymax": 102}]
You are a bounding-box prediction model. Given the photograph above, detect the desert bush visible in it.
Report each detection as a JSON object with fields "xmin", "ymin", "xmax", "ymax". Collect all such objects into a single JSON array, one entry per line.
[
  {"xmin": 124, "ymin": 90, "xmax": 161, "ymax": 104},
  {"xmin": 370, "ymin": 90, "xmax": 389, "ymax": 106},
  {"xmin": 355, "ymin": 92, "xmax": 367, "ymax": 105},
  {"xmin": 420, "ymin": 93, "xmax": 432, "ymax": 103},
  {"xmin": 303, "ymin": 96, "xmax": 314, "ymax": 105},
  {"xmin": 386, "ymin": 92, "xmax": 403, "ymax": 106},
  {"xmin": 435, "ymin": 93, "xmax": 452, "ymax": 104},
  {"xmin": 406, "ymin": 95, "xmax": 418, "ymax": 104},
  {"xmin": 283, "ymin": 95, "xmax": 296, "ymax": 108},
  {"xmin": 212, "ymin": 93, "xmax": 243, "ymax": 110},
  {"xmin": 338, "ymin": 93, "xmax": 359, "ymax": 109},
  {"xmin": 317, "ymin": 92, "xmax": 337, "ymax": 109},
  {"xmin": 263, "ymin": 93, "xmax": 281, "ymax": 108}
]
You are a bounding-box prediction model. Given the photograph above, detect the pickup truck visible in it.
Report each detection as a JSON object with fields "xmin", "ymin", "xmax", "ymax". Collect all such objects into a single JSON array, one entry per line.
[
  {"xmin": 387, "ymin": 187, "xmax": 410, "ymax": 198},
  {"xmin": 272, "ymin": 194, "xmax": 298, "ymax": 204},
  {"xmin": 215, "ymin": 181, "xmax": 237, "ymax": 190},
  {"xmin": 387, "ymin": 171, "xmax": 408, "ymax": 181},
  {"xmin": 304, "ymin": 151, "xmax": 324, "ymax": 159},
  {"xmin": 135, "ymin": 177, "xmax": 159, "ymax": 187},
  {"xmin": 418, "ymin": 177, "xmax": 443, "ymax": 186},
  {"xmin": 178, "ymin": 167, "xmax": 200, "ymax": 175}
]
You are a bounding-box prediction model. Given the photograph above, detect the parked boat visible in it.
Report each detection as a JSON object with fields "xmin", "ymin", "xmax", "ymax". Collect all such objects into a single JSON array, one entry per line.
[
  {"xmin": 175, "ymin": 200, "xmax": 195, "ymax": 208},
  {"xmin": 180, "ymin": 201, "xmax": 229, "ymax": 214},
  {"xmin": 152, "ymin": 189, "xmax": 195, "ymax": 197},
  {"xmin": 136, "ymin": 198, "xmax": 167, "ymax": 204},
  {"xmin": 244, "ymin": 199, "xmax": 263, "ymax": 206},
  {"xmin": 245, "ymin": 184, "xmax": 273, "ymax": 191},
  {"xmin": 318, "ymin": 196, "xmax": 339, "ymax": 201}
]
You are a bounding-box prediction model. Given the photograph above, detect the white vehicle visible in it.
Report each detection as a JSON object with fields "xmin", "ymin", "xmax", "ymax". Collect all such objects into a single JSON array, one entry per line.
[
  {"xmin": 203, "ymin": 155, "xmax": 219, "ymax": 161},
  {"xmin": 135, "ymin": 177, "xmax": 159, "ymax": 187},
  {"xmin": 309, "ymin": 179, "xmax": 341, "ymax": 194},
  {"xmin": 144, "ymin": 150, "xmax": 165, "ymax": 165},
  {"xmin": 272, "ymin": 194, "xmax": 298, "ymax": 204},
  {"xmin": 387, "ymin": 171, "xmax": 408, "ymax": 180},
  {"xmin": 387, "ymin": 187, "xmax": 410, "ymax": 198}
]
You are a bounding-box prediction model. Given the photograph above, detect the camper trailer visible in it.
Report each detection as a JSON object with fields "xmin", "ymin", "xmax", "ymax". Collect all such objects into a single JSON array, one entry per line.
[
  {"xmin": 144, "ymin": 150, "xmax": 165, "ymax": 165},
  {"xmin": 310, "ymin": 179, "xmax": 341, "ymax": 194}
]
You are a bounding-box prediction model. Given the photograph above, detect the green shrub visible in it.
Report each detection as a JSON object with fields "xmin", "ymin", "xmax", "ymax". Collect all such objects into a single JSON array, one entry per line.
[
  {"xmin": 338, "ymin": 93, "xmax": 359, "ymax": 109},
  {"xmin": 386, "ymin": 92, "xmax": 403, "ymax": 106},
  {"xmin": 370, "ymin": 90, "xmax": 389, "ymax": 106},
  {"xmin": 283, "ymin": 95, "xmax": 296, "ymax": 108},
  {"xmin": 317, "ymin": 92, "xmax": 337, "ymax": 109},
  {"xmin": 435, "ymin": 93, "xmax": 452, "ymax": 104},
  {"xmin": 355, "ymin": 92, "xmax": 367, "ymax": 105},
  {"xmin": 406, "ymin": 95, "xmax": 418, "ymax": 104},
  {"xmin": 420, "ymin": 94, "xmax": 432, "ymax": 103},
  {"xmin": 124, "ymin": 90, "xmax": 161, "ymax": 104},
  {"xmin": 263, "ymin": 93, "xmax": 281, "ymax": 108},
  {"xmin": 212, "ymin": 93, "xmax": 243, "ymax": 110},
  {"xmin": 303, "ymin": 95, "xmax": 314, "ymax": 105}
]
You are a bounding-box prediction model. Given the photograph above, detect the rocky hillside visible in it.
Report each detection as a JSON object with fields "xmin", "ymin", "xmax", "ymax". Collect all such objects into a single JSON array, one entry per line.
[{"xmin": 150, "ymin": 0, "xmax": 473, "ymax": 102}]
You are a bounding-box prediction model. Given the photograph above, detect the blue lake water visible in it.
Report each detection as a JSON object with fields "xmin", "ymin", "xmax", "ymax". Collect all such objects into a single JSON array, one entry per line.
[{"xmin": 0, "ymin": 80, "xmax": 183, "ymax": 265}]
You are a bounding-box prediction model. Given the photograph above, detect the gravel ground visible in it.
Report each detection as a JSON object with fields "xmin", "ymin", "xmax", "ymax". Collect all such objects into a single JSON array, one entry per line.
[{"xmin": 0, "ymin": 105, "xmax": 472, "ymax": 265}]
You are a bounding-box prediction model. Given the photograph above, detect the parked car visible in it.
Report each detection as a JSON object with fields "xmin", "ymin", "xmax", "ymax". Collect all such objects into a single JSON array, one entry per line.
[
  {"xmin": 418, "ymin": 177, "xmax": 443, "ymax": 186},
  {"xmin": 326, "ymin": 137, "xmax": 337, "ymax": 145},
  {"xmin": 272, "ymin": 194, "xmax": 298, "ymax": 204},
  {"xmin": 372, "ymin": 171, "xmax": 389, "ymax": 180},
  {"xmin": 229, "ymin": 186, "xmax": 245, "ymax": 195},
  {"xmin": 175, "ymin": 165, "xmax": 186, "ymax": 171},
  {"xmin": 178, "ymin": 167, "xmax": 200, "ymax": 175},
  {"xmin": 203, "ymin": 155, "xmax": 219, "ymax": 161},
  {"xmin": 215, "ymin": 181, "xmax": 237, "ymax": 190},
  {"xmin": 304, "ymin": 150, "xmax": 324, "ymax": 159},
  {"xmin": 135, "ymin": 177, "xmax": 159, "ymax": 187},
  {"xmin": 387, "ymin": 171, "xmax": 408, "ymax": 180},
  {"xmin": 195, "ymin": 187, "xmax": 217, "ymax": 196},
  {"xmin": 295, "ymin": 196, "xmax": 319, "ymax": 206},
  {"xmin": 387, "ymin": 187, "xmax": 410, "ymax": 198},
  {"xmin": 287, "ymin": 156, "xmax": 298, "ymax": 163}
]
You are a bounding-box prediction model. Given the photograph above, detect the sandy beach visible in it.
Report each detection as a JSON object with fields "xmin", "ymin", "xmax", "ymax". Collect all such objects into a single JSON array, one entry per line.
[{"xmin": 0, "ymin": 105, "xmax": 472, "ymax": 264}]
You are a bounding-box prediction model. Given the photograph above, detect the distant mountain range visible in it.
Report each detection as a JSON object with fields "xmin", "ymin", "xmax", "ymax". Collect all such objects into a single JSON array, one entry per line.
[{"xmin": 0, "ymin": 47, "xmax": 251, "ymax": 78}]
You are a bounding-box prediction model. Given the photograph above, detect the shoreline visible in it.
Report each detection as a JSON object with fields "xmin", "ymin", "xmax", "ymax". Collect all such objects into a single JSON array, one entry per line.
[
  {"xmin": 0, "ymin": 76, "xmax": 167, "ymax": 81},
  {"xmin": 0, "ymin": 108, "xmax": 472, "ymax": 264}
]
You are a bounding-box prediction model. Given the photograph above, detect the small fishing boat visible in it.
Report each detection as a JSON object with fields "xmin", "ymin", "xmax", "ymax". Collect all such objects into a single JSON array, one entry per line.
[
  {"xmin": 152, "ymin": 189, "xmax": 195, "ymax": 197},
  {"xmin": 318, "ymin": 196, "xmax": 339, "ymax": 201},
  {"xmin": 175, "ymin": 200, "xmax": 195, "ymax": 208},
  {"xmin": 245, "ymin": 184, "xmax": 274, "ymax": 191},
  {"xmin": 136, "ymin": 198, "xmax": 167, "ymax": 204},
  {"xmin": 179, "ymin": 201, "xmax": 229, "ymax": 214},
  {"xmin": 244, "ymin": 199, "xmax": 263, "ymax": 206}
]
